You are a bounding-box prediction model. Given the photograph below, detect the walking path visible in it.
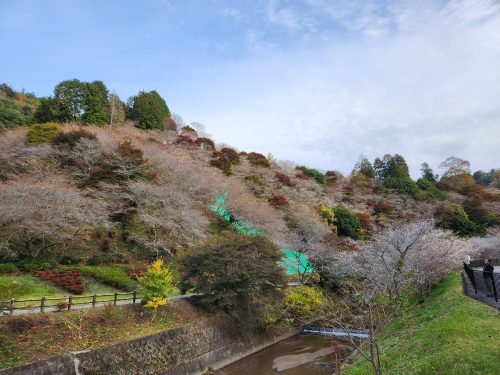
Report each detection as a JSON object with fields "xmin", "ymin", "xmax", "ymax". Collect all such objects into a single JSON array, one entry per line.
[{"xmin": 1, "ymin": 294, "xmax": 198, "ymax": 316}]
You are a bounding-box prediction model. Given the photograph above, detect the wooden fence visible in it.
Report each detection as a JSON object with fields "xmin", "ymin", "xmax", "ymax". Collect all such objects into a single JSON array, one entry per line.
[{"xmin": 0, "ymin": 291, "xmax": 144, "ymax": 315}]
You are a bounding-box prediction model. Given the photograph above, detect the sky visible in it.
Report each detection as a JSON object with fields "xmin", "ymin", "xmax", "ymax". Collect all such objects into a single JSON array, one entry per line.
[{"xmin": 1, "ymin": 0, "xmax": 499, "ymax": 177}]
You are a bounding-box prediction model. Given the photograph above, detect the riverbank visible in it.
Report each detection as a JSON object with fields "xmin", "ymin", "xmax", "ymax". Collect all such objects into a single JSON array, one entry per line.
[
  {"xmin": 0, "ymin": 299, "xmax": 201, "ymax": 369},
  {"xmin": 0, "ymin": 313, "xmax": 296, "ymax": 375},
  {"xmin": 344, "ymin": 271, "xmax": 500, "ymax": 375}
]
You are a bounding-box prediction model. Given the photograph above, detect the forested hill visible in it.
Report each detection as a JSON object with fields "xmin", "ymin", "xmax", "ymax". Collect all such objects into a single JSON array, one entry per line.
[{"xmin": 0, "ymin": 81, "xmax": 499, "ymax": 267}]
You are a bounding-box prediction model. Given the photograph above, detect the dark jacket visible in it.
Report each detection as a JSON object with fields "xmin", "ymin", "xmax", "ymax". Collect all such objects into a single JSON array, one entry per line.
[{"xmin": 483, "ymin": 264, "xmax": 494, "ymax": 279}]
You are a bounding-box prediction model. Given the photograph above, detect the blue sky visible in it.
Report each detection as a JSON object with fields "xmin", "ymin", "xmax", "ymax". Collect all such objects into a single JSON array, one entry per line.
[{"xmin": 1, "ymin": 0, "xmax": 499, "ymax": 176}]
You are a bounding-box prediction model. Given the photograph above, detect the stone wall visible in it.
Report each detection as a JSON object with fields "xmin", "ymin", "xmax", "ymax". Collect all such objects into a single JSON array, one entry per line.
[{"xmin": 0, "ymin": 319, "xmax": 296, "ymax": 375}]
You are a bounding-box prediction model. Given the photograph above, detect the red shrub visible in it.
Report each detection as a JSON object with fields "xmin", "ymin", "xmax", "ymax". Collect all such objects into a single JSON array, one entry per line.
[
  {"xmin": 268, "ymin": 194, "xmax": 289, "ymax": 208},
  {"xmin": 221, "ymin": 148, "xmax": 240, "ymax": 165},
  {"xmin": 195, "ymin": 137, "xmax": 215, "ymax": 151},
  {"xmin": 247, "ymin": 152, "xmax": 270, "ymax": 167},
  {"xmin": 374, "ymin": 201, "xmax": 393, "ymax": 215},
  {"xmin": 175, "ymin": 135, "xmax": 196, "ymax": 147},
  {"xmin": 275, "ymin": 172, "xmax": 292, "ymax": 186},
  {"xmin": 210, "ymin": 151, "xmax": 232, "ymax": 175},
  {"xmin": 35, "ymin": 269, "xmax": 85, "ymax": 295},
  {"xmin": 356, "ymin": 212, "xmax": 375, "ymax": 232}
]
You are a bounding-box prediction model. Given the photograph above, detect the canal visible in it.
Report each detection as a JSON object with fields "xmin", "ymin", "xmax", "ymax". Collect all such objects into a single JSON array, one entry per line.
[{"xmin": 214, "ymin": 333, "xmax": 352, "ymax": 375}]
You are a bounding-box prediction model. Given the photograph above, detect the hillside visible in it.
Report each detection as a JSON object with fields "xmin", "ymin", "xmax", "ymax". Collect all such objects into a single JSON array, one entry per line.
[
  {"xmin": 0, "ymin": 122, "xmax": 498, "ymax": 267},
  {"xmin": 344, "ymin": 271, "xmax": 500, "ymax": 375}
]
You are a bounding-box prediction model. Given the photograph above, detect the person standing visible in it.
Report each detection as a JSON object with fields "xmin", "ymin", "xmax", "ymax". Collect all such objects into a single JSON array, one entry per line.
[{"xmin": 482, "ymin": 259, "xmax": 494, "ymax": 296}]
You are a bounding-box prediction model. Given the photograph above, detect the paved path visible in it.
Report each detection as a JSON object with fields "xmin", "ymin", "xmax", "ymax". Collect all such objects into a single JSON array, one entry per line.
[
  {"xmin": 462, "ymin": 273, "xmax": 500, "ymax": 310},
  {"xmin": 1, "ymin": 281, "xmax": 305, "ymax": 317}
]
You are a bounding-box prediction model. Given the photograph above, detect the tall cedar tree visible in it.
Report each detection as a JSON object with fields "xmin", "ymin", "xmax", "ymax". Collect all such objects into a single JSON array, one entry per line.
[
  {"xmin": 81, "ymin": 81, "xmax": 110, "ymax": 125},
  {"xmin": 131, "ymin": 90, "xmax": 170, "ymax": 130}
]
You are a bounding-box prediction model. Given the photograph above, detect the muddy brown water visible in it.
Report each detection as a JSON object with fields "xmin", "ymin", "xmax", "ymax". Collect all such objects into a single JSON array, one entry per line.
[{"xmin": 214, "ymin": 334, "xmax": 352, "ymax": 375}]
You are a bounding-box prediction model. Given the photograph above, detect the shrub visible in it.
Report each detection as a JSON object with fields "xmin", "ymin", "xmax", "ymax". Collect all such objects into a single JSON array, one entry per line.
[
  {"xmin": 357, "ymin": 212, "xmax": 375, "ymax": 233},
  {"xmin": 55, "ymin": 302, "xmax": 68, "ymax": 312},
  {"xmin": 274, "ymin": 172, "xmax": 292, "ymax": 186},
  {"xmin": 180, "ymin": 125, "xmax": 197, "ymax": 135},
  {"xmin": 195, "ymin": 137, "xmax": 215, "ymax": 150},
  {"xmin": 6, "ymin": 317, "xmax": 35, "ymax": 333},
  {"xmin": 316, "ymin": 203, "xmax": 335, "ymax": 226},
  {"xmin": 86, "ymin": 256, "xmax": 103, "ymax": 266},
  {"xmin": 244, "ymin": 175, "xmax": 265, "ymax": 197},
  {"xmin": 210, "ymin": 151, "xmax": 233, "ymax": 175},
  {"xmin": 17, "ymin": 260, "xmax": 55, "ymax": 272},
  {"xmin": 325, "ymin": 171, "xmax": 342, "ymax": 185},
  {"xmin": 175, "ymin": 135, "xmax": 196, "ymax": 147},
  {"xmin": 416, "ymin": 178, "xmax": 445, "ymax": 199},
  {"xmin": 52, "ymin": 129, "xmax": 96, "ymax": 148},
  {"xmin": 74, "ymin": 266, "xmax": 136, "ymax": 291},
  {"xmin": 374, "ymin": 201, "xmax": 393, "ymax": 215},
  {"xmin": 26, "ymin": 123, "xmax": 61, "ymax": 144},
  {"xmin": 284, "ymin": 285, "xmax": 325, "ymax": 318},
  {"xmin": 248, "ymin": 152, "xmax": 270, "ymax": 167},
  {"xmin": 116, "ymin": 141, "xmax": 144, "ymax": 165},
  {"xmin": 220, "ymin": 147, "xmax": 240, "ymax": 165},
  {"xmin": 34, "ymin": 269, "xmax": 84, "ymax": 294},
  {"xmin": 333, "ymin": 206, "xmax": 362, "ymax": 238},
  {"xmin": 0, "ymin": 263, "xmax": 18, "ymax": 274},
  {"xmin": 245, "ymin": 175, "xmax": 264, "ymax": 186},
  {"xmin": 59, "ymin": 256, "xmax": 80, "ymax": 265},
  {"xmin": 435, "ymin": 203, "xmax": 480, "ymax": 236},
  {"xmin": 268, "ymin": 194, "xmax": 289, "ymax": 208},
  {"xmin": 296, "ymin": 166, "xmax": 324, "ymax": 185},
  {"xmin": 384, "ymin": 176, "xmax": 420, "ymax": 197}
]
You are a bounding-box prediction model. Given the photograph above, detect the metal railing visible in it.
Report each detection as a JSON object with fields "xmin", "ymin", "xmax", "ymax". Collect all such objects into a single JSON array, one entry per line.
[{"xmin": 462, "ymin": 264, "xmax": 499, "ymax": 303}]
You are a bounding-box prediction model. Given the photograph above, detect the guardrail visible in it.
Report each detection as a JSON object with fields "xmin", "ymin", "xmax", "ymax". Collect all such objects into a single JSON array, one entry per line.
[{"xmin": 0, "ymin": 291, "xmax": 143, "ymax": 315}]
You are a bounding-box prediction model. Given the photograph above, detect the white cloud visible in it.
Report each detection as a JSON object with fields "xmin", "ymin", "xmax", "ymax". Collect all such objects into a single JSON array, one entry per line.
[{"xmin": 177, "ymin": 0, "xmax": 500, "ymax": 176}]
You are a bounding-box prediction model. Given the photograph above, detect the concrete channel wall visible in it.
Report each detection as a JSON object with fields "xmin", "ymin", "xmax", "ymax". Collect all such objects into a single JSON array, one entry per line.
[{"xmin": 0, "ymin": 319, "xmax": 297, "ymax": 375}]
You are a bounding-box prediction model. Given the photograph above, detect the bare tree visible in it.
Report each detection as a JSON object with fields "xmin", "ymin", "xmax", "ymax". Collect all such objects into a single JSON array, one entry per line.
[
  {"xmin": 439, "ymin": 156, "xmax": 471, "ymax": 177},
  {"xmin": 357, "ymin": 221, "xmax": 473, "ymax": 300},
  {"xmin": 109, "ymin": 93, "xmax": 125, "ymax": 128},
  {"xmin": 0, "ymin": 179, "xmax": 106, "ymax": 259},
  {"xmin": 313, "ymin": 285, "xmax": 389, "ymax": 375}
]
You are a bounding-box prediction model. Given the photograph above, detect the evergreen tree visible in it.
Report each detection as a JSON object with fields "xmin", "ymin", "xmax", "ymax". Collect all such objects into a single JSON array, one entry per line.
[
  {"xmin": 81, "ymin": 81, "xmax": 110, "ymax": 125},
  {"xmin": 353, "ymin": 155, "xmax": 375, "ymax": 178},
  {"xmin": 34, "ymin": 97, "xmax": 57, "ymax": 123},
  {"xmin": 53, "ymin": 79, "xmax": 84, "ymax": 122},
  {"xmin": 130, "ymin": 90, "xmax": 170, "ymax": 130},
  {"xmin": 421, "ymin": 162, "xmax": 437, "ymax": 182}
]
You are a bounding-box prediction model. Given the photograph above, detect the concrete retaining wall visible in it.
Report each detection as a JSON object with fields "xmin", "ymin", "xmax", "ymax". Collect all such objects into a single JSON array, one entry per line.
[{"xmin": 0, "ymin": 319, "xmax": 296, "ymax": 375}]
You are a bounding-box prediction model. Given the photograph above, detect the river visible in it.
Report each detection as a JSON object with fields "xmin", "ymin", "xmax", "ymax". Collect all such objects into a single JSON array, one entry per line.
[{"xmin": 214, "ymin": 333, "xmax": 352, "ymax": 375}]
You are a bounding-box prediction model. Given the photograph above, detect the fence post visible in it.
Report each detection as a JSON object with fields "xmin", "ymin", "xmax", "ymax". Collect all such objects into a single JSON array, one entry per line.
[
  {"xmin": 491, "ymin": 275, "xmax": 498, "ymax": 303},
  {"xmin": 114, "ymin": 292, "xmax": 118, "ymax": 305},
  {"xmin": 132, "ymin": 291, "xmax": 137, "ymax": 304},
  {"xmin": 40, "ymin": 297, "xmax": 45, "ymax": 313},
  {"xmin": 68, "ymin": 296, "xmax": 72, "ymax": 311},
  {"xmin": 471, "ymin": 270, "xmax": 478, "ymax": 294},
  {"xmin": 92, "ymin": 294, "xmax": 96, "ymax": 308},
  {"xmin": 9, "ymin": 298, "xmax": 14, "ymax": 316}
]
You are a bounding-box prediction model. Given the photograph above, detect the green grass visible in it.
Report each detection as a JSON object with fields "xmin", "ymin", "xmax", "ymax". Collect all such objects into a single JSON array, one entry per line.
[
  {"xmin": 344, "ymin": 271, "xmax": 500, "ymax": 375},
  {"xmin": 0, "ymin": 276, "xmax": 67, "ymax": 301},
  {"xmin": 0, "ymin": 275, "xmax": 129, "ymax": 310}
]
